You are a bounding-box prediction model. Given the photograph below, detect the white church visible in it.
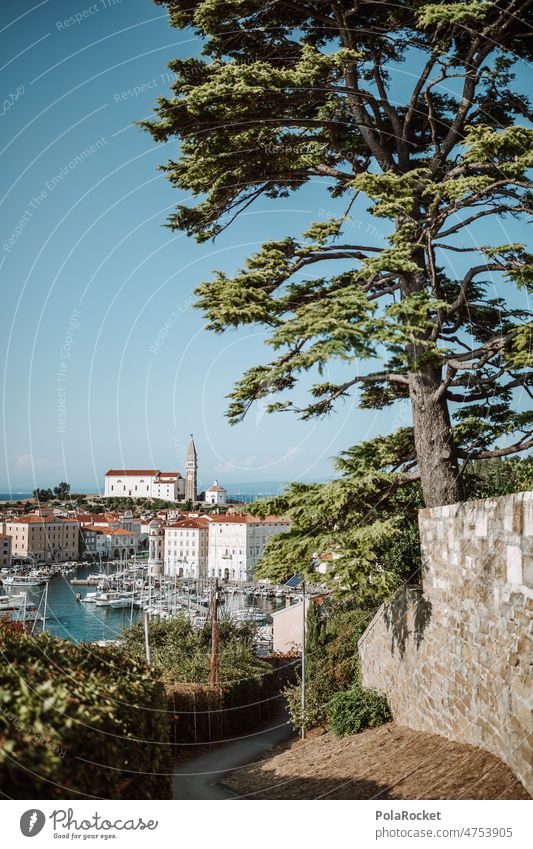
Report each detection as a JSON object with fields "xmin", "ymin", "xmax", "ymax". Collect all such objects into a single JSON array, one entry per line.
[{"xmin": 103, "ymin": 435, "xmax": 227, "ymax": 505}]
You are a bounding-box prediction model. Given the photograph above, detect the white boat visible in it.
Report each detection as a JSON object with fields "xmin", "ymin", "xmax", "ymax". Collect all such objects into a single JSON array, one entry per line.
[
  {"xmin": 95, "ymin": 591, "xmax": 130, "ymax": 607},
  {"xmin": 3, "ymin": 575, "xmax": 45, "ymax": 587},
  {"xmin": 81, "ymin": 592, "xmax": 98, "ymax": 603},
  {"xmin": 232, "ymin": 608, "xmax": 268, "ymax": 622},
  {"xmin": 109, "ymin": 597, "xmax": 132, "ymax": 608},
  {"xmin": 0, "ymin": 593, "xmax": 28, "ymax": 610}
]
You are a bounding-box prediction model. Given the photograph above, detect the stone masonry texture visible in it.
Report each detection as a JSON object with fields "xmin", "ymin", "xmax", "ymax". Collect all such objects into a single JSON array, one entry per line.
[{"xmin": 359, "ymin": 491, "xmax": 533, "ymax": 796}]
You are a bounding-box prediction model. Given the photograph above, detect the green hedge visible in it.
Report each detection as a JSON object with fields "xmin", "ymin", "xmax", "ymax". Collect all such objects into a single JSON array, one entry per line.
[
  {"xmin": 327, "ymin": 683, "xmax": 391, "ymax": 736},
  {"xmin": 0, "ymin": 623, "xmax": 172, "ymax": 799},
  {"xmin": 166, "ymin": 656, "xmax": 295, "ymax": 745}
]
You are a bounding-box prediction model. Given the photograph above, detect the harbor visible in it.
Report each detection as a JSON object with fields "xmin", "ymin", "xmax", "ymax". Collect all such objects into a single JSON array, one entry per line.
[{"xmin": 0, "ymin": 560, "xmax": 296, "ymax": 646}]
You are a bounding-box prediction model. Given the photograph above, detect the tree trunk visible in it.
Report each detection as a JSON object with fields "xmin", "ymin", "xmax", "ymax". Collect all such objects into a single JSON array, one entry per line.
[
  {"xmin": 409, "ymin": 363, "xmax": 463, "ymax": 508},
  {"xmin": 402, "ymin": 244, "xmax": 464, "ymax": 508}
]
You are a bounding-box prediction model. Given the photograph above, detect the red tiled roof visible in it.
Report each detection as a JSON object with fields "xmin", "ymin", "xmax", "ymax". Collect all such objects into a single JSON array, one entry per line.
[
  {"xmin": 166, "ymin": 518, "xmax": 209, "ymax": 530},
  {"xmin": 81, "ymin": 525, "xmax": 137, "ymax": 537},
  {"xmin": 105, "ymin": 469, "xmax": 159, "ymax": 476}
]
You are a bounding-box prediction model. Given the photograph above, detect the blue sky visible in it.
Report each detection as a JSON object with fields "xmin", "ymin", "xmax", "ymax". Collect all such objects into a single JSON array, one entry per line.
[{"xmin": 0, "ymin": 0, "xmax": 530, "ymax": 493}]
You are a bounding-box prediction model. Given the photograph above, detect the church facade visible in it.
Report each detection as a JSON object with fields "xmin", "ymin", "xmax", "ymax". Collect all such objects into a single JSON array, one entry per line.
[{"xmin": 103, "ymin": 436, "xmax": 198, "ymax": 503}]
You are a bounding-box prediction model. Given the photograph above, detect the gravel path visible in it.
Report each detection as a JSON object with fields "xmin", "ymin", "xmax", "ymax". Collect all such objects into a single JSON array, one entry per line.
[{"xmin": 222, "ymin": 723, "xmax": 530, "ymax": 800}]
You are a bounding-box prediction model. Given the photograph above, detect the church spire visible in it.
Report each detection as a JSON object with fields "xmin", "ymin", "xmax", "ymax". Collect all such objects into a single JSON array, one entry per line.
[
  {"xmin": 186, "ymin": 433, "xmax": 197, "ymax": 461},
  {"xmin": 185, "ymin": 434, "xmax": 198, "ymax": 502}
]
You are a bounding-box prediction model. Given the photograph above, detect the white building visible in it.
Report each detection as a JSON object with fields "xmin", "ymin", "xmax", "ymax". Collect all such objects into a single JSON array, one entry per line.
[
  {"xmin": 272, "ymin": 598, "xmax": 311, "ymax": 654},
  {"xmin": 207, "ymin": 515, "xmax": 290, "ymax": 582},
  {"xmin": 147, "ymin": 520, "xmax": 164, "ymax": 577},
  {"xmin": 164, "ymin": 517, "xmax": 209, "ymax": 579},
  {"xmin": 204, "ymin": 480, "xmax": 227, "ymax": 506},
  {"xmin": 104, "ymin": 469, "xmax": 185, "ymax": 501}
]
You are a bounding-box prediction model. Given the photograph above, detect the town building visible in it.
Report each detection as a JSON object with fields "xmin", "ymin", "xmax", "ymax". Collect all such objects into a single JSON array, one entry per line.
[
  {"xmin": 78, "ymin": 526, "xmax": 108, "ymax": 559},
  {"xmin": 271, "ymin": 598, "xmax": 311, "ymax": 654},
  {"xmin": 75, "ymin": 511, "xmax": 141, "ymax": 535},
  {"xmin": 79, "ymin": 525, "xmax": 139, "ymax": 559},
  {"xmin": 204, "ymin": 480, "xmax": 227, "ymax": 507},
  {"xmin": 164, "ymin": 517, "xmax": 209, "ymax": 579},
  {"xmin": 103, "ymin": 470, "xmax": 185, "ymax": 501},
  {"xmin": 147, "ymin": 520, "xmax": 164, "ymax": 576},
  {"xmin": 207, "ymin": 515, "xmax": 290, "ymax": 582},
  {"xmin": 103, "ymin": 436, "xmax": 199, "ymax": 503},
  {"xmin": 3, "ymin": 510, "xmax": 79, "ymax": 562},
  {"xmin": 0, "ymin": 533, "xmax": 12, "ymax": 568}
]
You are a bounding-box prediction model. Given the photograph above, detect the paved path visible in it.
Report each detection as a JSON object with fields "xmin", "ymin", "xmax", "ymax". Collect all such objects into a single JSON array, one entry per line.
[{"xmin": 172, "ymin": 710, "xmax": 294, "ymax": 800}]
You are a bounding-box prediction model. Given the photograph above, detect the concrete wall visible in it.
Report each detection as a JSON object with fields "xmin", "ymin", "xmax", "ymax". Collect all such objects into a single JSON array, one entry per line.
[
  {"xmin": 359, "ymin": 491, "xmax": 533, "ymax": 796},
  {"xmin": 272, "ymin": 599, "xmax": 310, "ymax": 654}
]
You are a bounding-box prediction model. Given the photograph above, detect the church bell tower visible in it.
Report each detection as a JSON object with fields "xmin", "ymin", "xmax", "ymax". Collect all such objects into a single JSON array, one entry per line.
[{"xmin": 185, "ymin": 434, "xmax": 197, "ymax": 502}]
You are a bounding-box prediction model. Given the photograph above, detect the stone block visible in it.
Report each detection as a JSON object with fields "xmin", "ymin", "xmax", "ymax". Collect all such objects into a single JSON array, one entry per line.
[{"xmin": 506, "ymin": 545, "xmax": 523, "ymax": 585}]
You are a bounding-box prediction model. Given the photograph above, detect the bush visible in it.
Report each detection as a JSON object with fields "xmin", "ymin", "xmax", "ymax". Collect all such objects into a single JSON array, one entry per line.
[
  {"xmin": 121, "ymin": 616, "xmax": 295, "ymax": 744},
  {"xmin": 0, "ymin": 623, "xmax": 173, "ymax": 799},
  {"xmin": 327, "ymin": 683, "xmax": 391, "ymax": 736},
  {"xmin": 121, "ymin": 614, "xmax": 269, "ymax": 685},
  {"xmin": 285, "ymin": 601, "xmax": 375, "ymax": 731}
]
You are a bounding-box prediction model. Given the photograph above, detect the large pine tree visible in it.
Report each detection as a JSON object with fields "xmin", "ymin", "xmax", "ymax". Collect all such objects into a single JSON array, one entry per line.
[{"xmin": 144, "ymin": 0, "xmax": 532, "ymax": 508}]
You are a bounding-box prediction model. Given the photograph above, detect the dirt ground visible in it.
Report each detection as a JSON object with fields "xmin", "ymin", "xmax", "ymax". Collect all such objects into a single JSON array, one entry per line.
[{"xmin": 222, "ymin": 723, "xmax": 530, "ymax": 800}]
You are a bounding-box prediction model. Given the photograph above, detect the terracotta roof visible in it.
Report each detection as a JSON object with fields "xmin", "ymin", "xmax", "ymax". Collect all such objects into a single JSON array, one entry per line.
[
  {"xmin": 81, "ymin": 525, "xmax": 137, "ymax": 537},
  {"xmin": 105, "ymin": 469, "xmax": 159, "ymax": 476},
  {"xmin": 207, "ymin": 485, "xmax": 226, "ymax": 492},
  {"xmin": 76, "ymin": 513, "xmax": 110, "ymax": 523},
  {"xmin": 166, "ymin": 518, "xmax": 209, "ymax": 530},
  {"xmin": 80, "ymin": 525, "xmax": 107, "ymax": 534}
]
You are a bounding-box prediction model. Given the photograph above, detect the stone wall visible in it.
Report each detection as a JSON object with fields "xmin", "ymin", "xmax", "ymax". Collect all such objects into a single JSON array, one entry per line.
[{"xmin": 359, "ymin": 491, "xmax": 533, "ymax": 796}]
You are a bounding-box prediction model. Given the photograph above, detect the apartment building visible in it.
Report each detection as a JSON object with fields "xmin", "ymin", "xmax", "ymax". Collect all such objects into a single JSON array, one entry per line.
[
  {"xmin": 3, "ymin": 512, "xmax": 79, "ymax": 561},
  {"xmin": 207, "ymin": 515, "xmax": 290, "ymax": 582}
]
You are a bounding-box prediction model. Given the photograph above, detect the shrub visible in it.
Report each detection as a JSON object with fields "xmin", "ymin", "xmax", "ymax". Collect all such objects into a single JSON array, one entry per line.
[
  {"xmin": 285, "ymin": 601, "xmax": 375, "ymax": 731},
  {"xmin": 0, "ymin": 623, "xmax": 173, "ymax": 799},
  {"xmin": 327, "ymin": 684, "xmax": 391, "ymax": 736},
  {"xmin": 121, "ymin": 614, "xmax": 269, "ymax": 685}
]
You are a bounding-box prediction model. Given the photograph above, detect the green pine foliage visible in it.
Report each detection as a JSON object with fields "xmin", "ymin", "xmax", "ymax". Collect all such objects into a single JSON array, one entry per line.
[
  {"xmin": 144, "ymin": 0, "xmax": 533, "ymax": 509},
  {"xmin": 248, "ymin": 430, "xmax": 424, "ymax": 601}
]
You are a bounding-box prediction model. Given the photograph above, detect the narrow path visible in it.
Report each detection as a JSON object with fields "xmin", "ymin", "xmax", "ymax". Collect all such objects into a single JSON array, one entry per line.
[{"xmin": 172, "ymin": 709, "xmax": 294, "ymax": 800}]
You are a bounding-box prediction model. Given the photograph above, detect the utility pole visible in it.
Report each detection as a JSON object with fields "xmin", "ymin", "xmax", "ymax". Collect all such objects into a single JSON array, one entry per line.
[
  {"xmin": 143, "ymin": 611, "xmax": 152, "ymax": 669},
  {"xmin": 208, "ymin": 577, "xmax": 219, "ymax": 685},
  {"xmin": 301, "ymin": 580, "xmax": 306, "ymax": 740}
]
